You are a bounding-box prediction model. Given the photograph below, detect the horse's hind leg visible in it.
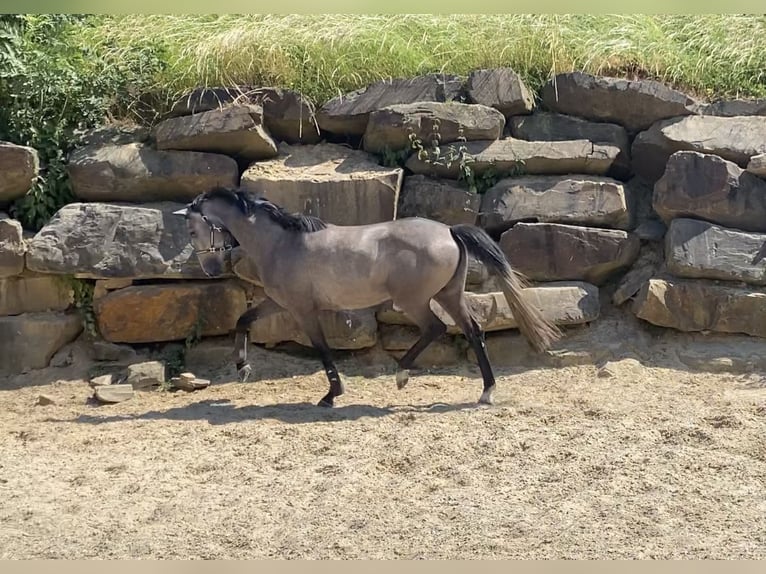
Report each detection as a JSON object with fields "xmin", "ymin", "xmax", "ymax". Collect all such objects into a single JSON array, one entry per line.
[
  {"xmin": 291, "ymin": 313, "xmax": 344, "ymax": 408},
  {"xmin": 232, "ymin": 297, "xmax": 283, "ymax": 382},
  {"xmin": 392, "ymin": 303, "xmax": 447, "ymax": 390},
  {"xmin": 434, "ymin": 290, "xmax": 496, "ymax": 405}
]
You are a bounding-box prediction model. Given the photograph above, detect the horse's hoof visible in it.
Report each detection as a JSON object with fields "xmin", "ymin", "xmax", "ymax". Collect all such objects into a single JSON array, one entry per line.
[
  {"xmin": 237, "ymin": 364, "xmax": 252, "ymax": 383},
  {"xmin": 478, "ymin": 390, "xmax": 495, "ymax": 406},
  {"xmin": 395, "ymin": 369, "xmax": 410, "ymax": 390},
  {"xmin": 317, "ymin": 398, "xmax": 334, "ymax": 408}
]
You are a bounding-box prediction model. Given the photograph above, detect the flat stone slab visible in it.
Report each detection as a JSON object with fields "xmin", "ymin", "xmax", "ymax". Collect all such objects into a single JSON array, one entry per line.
[
  {"xmin": 632, "ymin": 277, "xmax": 766, "ymax": 338},
  {"xmin": 377, "ymin": 282, "xmax": 600, "ymax": 334},
  {"xmin": 94, "ymin": 281, "xmax": 247, "ymax": 344},
  {"xmin": 665, "ymin": 218, "xmax": 766, "ymax": 285},
  {"xmin": 499, "ymin": 222, "xmax": 640, "ymax": 285},
  {"xmin": 508, "ymin": 111, "xmax": 631, "ymax": 179},
  {"xmin": 240, "ymin": 143, "xmax": 402, "ymax": 226},
  {"xmin": 478, "ymin": 175, "xmax": 630, "ymax": 232},
  {"xmin": 154, "ymin": 104, "xmax": 278, "ymax": 161},
  {"xmin": 363, "ymin": 101, "xmax": 505, "ymax": 154},
  {"xmin": 405, "ymin": 138, "xmax": 619, "ymax": 179},
  {"xmin": 94, "ymin": 384, "xmax": 134, "ymax": 404},
  {"xmin": 653, "ymin": 151, "xmax": 766, "ymax": 233},
  {"xmin": 67, "ymin": 142, "xmax": 239, "ymax": 203},
  {"xmin": 540, "ymin": 72, "xmax": 697, "ymax": 132}
]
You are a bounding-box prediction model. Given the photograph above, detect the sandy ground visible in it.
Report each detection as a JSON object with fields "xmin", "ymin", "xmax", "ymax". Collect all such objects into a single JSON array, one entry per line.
[{"xmin": 1, "ymin": 337, "xmax": 766, "ymax": 560}]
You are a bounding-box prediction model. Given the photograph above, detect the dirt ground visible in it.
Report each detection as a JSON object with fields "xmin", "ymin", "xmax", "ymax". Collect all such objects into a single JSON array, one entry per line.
[{"xmin": 1, "ymin": 331, "xmax": 766, "ymax": 559}]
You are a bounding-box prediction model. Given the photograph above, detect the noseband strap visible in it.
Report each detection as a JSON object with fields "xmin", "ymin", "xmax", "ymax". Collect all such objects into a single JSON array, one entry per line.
[{"xmin": 195, "ymin": 215, "xmax": 234, "ymax": 255}]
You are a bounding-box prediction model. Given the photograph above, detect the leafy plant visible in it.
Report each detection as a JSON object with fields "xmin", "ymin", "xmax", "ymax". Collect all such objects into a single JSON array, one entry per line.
[
  {"xmin": 57, "ymin": 275, "xmax": 98, "ymax": 338},
  {"xmin": 0, "ymin": 15, "xmax": 167, "ymax": 230}
]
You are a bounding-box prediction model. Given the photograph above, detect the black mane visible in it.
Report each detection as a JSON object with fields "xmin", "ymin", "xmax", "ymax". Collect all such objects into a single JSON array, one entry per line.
[{"xmin": 190, "ymin": 186, "xmax": 328, "ymax": 233}]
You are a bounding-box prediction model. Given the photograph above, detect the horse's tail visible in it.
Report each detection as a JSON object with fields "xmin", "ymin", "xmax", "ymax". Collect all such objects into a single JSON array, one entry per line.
[{"xmin": 449, "ymin": 224, "xmax": 562, "ymax": 353}]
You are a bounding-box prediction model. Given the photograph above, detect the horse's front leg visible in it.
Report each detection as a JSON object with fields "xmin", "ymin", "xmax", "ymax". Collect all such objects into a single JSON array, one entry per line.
[{"xmin": 232, "ymin": 297, "xmax": 284, "ymax": 382}]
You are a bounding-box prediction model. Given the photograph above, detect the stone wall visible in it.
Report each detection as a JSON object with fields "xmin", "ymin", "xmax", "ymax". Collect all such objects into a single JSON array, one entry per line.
[{"xmin": 3, "ymin": 70, "xmax": 766, "ymax": 377}]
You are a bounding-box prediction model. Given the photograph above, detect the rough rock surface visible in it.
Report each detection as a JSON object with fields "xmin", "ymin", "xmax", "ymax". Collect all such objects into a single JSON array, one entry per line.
[
  {"xmin": 0, "ymin": 312, "xmax": 83, "ymax": 376},
  {"xmin": 632, "ymin": 115, "xmax": 766, "ymax": 182},
  {"xmin": 25, "ymin": 202, "xmax": 217, "ymax": 280},
  {"xmin": 398, "ymin": 175, "xmax": 480, "ymax": 226},
  {"xmin": 665, "ymin": 218, "xmax": 766, "ymax": 285},
  {"xmin": 363, "ymin": 102, "xmax": 505, "ymax": 154},
  {"xmin": 316, "ymin": 73, "xmax": 464, "ymax": 136},
  {"xmin": 67, "ymin": 143, "xmax": 239, "ymax": 203},
  {"xmin": 240, "ymin": 143, "xmax": 402, "ymax": 225},
  {"xmin": 633, "ymin": 277, "xmax": 766, "ymax": 338},
  {"xmin": 653, "ymin": 151, "xmax": 766, "ymax": 233},
  {"xmin": 0, "ymin": 142, "xmax": 39, "ymax": 204},
  {"xmin": 499, "ymin": 222, "xmax": 640, "ymax": 285},
  {"xmin": 94, "ymin": 281, "xmax": 247, "ymax": 344},
  {"xmin": 406, "ymin": 138, "xmax": 619, "ymax": 179},
  {"xmin": 466, "ymin": 68, "xmax": 535, "ymax": 116},
  {"xmin": 478, "ymin": 175, "xmax": 630, "ymax": 231},
  {"xmin": 154, "ymin": 104, "xmax": 279, "ymax": 161},
  {"xmin": 540, "ymin": 72, "xmax": 697, "ymax": 132}
]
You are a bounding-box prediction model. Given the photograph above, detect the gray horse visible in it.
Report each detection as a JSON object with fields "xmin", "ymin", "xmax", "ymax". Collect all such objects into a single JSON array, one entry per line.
[{"xmin": 174, "ymin": 186, "xmax": 562, "ymax": 407}]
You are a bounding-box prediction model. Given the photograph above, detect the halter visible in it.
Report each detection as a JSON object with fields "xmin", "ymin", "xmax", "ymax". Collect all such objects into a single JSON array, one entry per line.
[{"xmin": 194, "ymin": 214, "xmax": 235, "ymax": 255}]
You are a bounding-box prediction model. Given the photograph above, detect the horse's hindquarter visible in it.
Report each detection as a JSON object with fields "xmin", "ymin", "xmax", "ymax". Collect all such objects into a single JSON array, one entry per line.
[{"xmin": 301, "ymin": 218, "xmax": 461, "ymax": 310}]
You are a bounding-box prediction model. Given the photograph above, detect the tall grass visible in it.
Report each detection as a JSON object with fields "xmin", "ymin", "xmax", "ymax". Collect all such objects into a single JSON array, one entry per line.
[{"xmin": 83, "ymin": 14, "xmax": 766, "ymax": 108}]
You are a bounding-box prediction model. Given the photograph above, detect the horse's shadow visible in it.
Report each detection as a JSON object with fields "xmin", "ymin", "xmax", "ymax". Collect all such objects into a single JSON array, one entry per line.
[{"xmin": 62, "ymin": 398, "xmax": 483, "ymax": 426}]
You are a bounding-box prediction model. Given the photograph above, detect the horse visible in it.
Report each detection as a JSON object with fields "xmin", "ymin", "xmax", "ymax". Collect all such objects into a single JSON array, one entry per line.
[{"xmin": 173, "ymin": 186, "xmax": 562, "ymax": 408}]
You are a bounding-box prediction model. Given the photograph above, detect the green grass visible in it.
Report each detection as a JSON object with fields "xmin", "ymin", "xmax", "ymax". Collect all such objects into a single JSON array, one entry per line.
[{"xmin": 82, "ymin": 13, "xmax": 766, "ymax": 114}]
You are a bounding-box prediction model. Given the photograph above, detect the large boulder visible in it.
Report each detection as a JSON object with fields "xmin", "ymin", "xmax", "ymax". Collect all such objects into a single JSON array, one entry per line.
[
  {"xmin": 67, "ymin": 142, "xmax": 239, "ymax": 203},
  {"xmin": 316, "ymin": 73, "xmax": 464, "ymax": 136},
  {"xmin": 499, "ymin": 222, "xmax": 640, "ymax": 285},
  {"xmin": 0, "ymin": 272, "xmax": 73, "ymax": 316},
  {"xmin": 653, "ymin": 151, "xmax": 766, "ymax": 233},
  {"xmin": 632, "ymin": 277, "xmax": 766, "ymax": 338},
  {"xmin": 25, "ymin": 202, "xmax": 215, "ymax": 280},
  {"xmin": 249, "ymin": 308, "xmax": 378, "ymax": 350},
  {"xmin": 93, "ymin": 281, "xmax": 248, "ymax": 344},
  {"xmin": 0, "ymin": 142, "xmax": 39, "ymax": 204},
  {"xmin": 0, "ymin": 214, "xmax": 25, "ymax": 277},
  {"xmin": 362, "ymin": 102, "xmax": 505, "ymax": 154},
  {"xmin": 540, "ymin": 72, "xmax": 697, "ymax": 132},
  {"xmin": 665, "ymin": 218, "xmax": 766, "ymax": 285},
  {"xmin": 240, "ymin": 143, "xmax": 402, "ymax": 225},
  {"xmin": 478, "ymin": 175, "xmax": 630, "ymax": 232},
  {"xmin": 397, "ymin": 175, "xmax": 480, "ymax": 226},
  {"xmin": 508, "ymin": 111, "xmax": 631, "ymax": 179},
  {"xmin": 405, "ymin": 138, "xmax": 619, "ymax": 179},
  {"xmin": 153, "ymin": 104, "xmax": 279, "ymax": 161},
  {"xmin": 632, "ymin": 115, "xmax": 766, "ymax": 182},
  {"xmin": 465, "ymin": 68, "xmax": 535, "ymax": 116},
  {"xmin": 0, "ymin": 312, "xmax": 83, "ymax": 376},
  {"xmin": 167, "ymin": 86, "xmax": 321, "ymax": 144},
  {"xmin": 377, "ymin": 282, "xmax": 600, "ymax": 334}
]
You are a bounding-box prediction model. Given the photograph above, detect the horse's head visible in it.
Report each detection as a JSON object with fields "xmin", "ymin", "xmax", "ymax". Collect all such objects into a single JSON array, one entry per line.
[{"xmin": 173, "ymin": 197, "xmax": 237, "ymax": 278}]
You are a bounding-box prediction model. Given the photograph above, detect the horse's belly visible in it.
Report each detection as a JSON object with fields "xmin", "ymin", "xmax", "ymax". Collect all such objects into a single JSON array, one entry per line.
[{"xmin": 314, "ymin": 281, "xmax": 390, "ymax": 311}]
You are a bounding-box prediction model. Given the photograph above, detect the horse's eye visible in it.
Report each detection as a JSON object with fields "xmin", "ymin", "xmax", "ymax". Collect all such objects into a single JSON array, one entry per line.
[{"xmin": 189, "ymin": 232, "xmax": 196, "ymax": 238}]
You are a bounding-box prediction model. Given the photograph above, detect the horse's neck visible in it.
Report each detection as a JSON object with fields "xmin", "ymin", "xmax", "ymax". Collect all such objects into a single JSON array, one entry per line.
[{"xmin": 226, "ymin": 213, "xmax": 289, "ymax": 270}]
